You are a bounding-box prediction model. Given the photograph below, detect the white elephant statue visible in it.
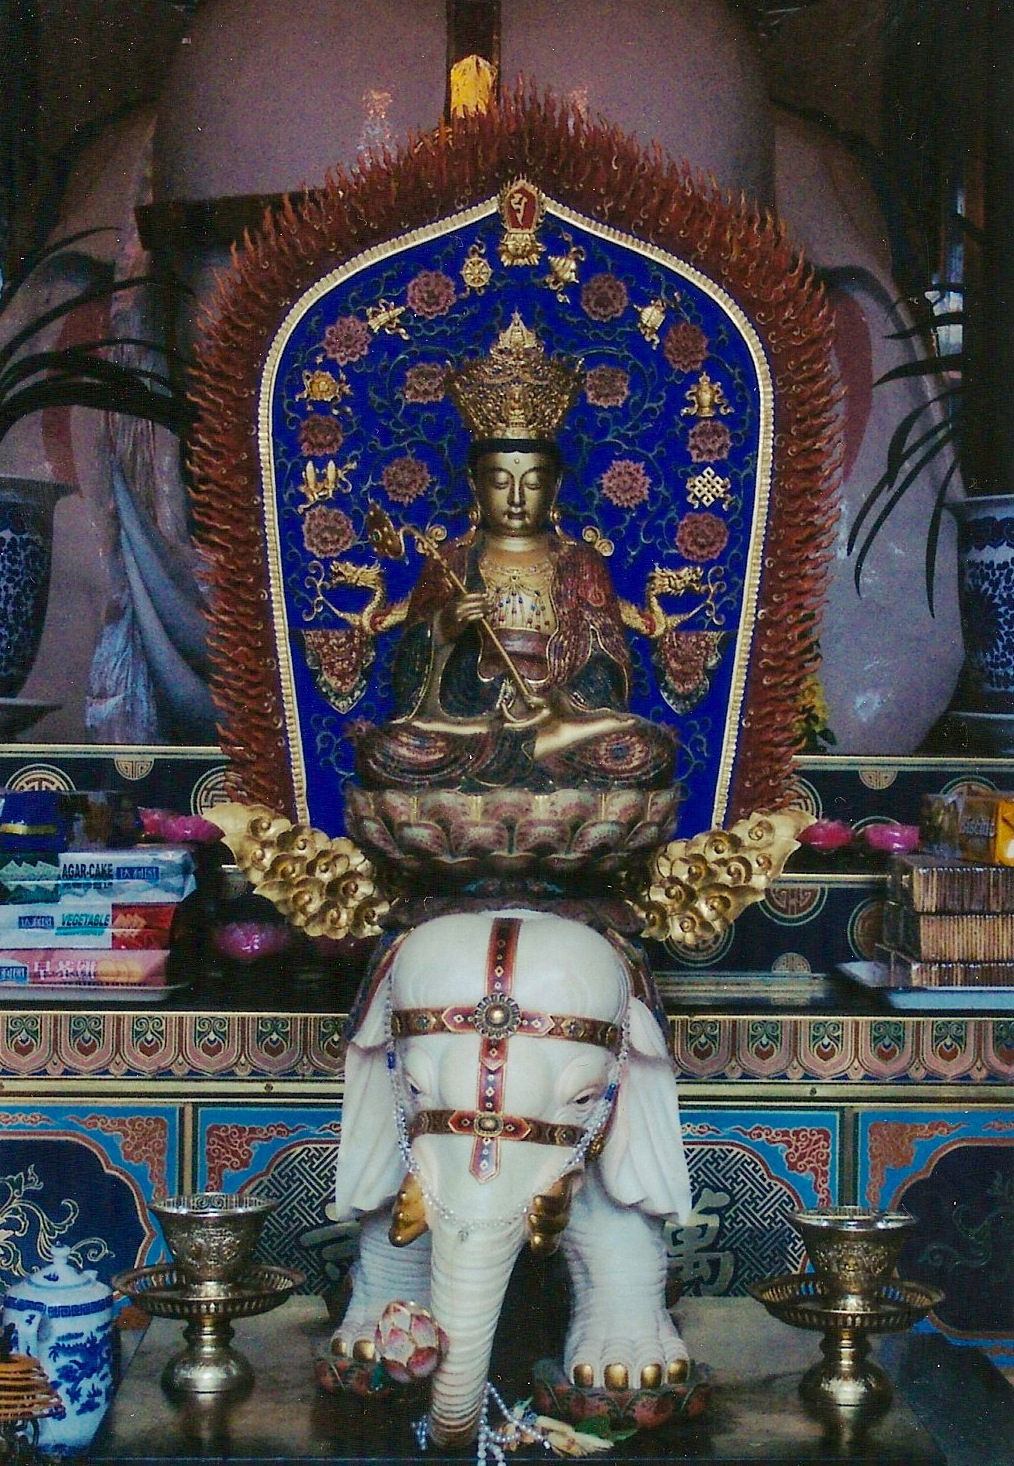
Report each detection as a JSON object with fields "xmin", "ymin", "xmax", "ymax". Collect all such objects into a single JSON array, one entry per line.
[{"xmin": 329, "ymin": 908, "xmax": 693, "ymax": 1448}]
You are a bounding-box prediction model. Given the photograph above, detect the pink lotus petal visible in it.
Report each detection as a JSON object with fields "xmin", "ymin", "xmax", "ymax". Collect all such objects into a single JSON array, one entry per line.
[
  {"xmin": 862, "ymin": 822, "xmax": 920, "ymax": 854},
  {"xmin": 406, "ymin": 1346, "xmax": 440, "ymax": 1380},
  {"xmin": 376, "ymin": 1300, "xmax": 447, "ymax": 1383},
  {"xmin": 139, "ymin": 807, "xmax": 225, "ymax": 844},
  {"xmin": 797, "ymin": 819, "xmax": 854, "ymax": 853}
]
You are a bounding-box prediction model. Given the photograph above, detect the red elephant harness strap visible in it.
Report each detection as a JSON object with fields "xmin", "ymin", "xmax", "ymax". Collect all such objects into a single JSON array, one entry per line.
[{"xmin": 394, "ymin": 915, "xmax": 621, "ymax": 1183}]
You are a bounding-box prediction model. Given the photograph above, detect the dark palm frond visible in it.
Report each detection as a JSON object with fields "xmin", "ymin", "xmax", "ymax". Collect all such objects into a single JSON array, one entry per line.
[
  {"xmin": 0, "ymin": 273, "xmax": 175, "ymax": 367},
  {"xmin": 0, "ymin": 226, "xmax": 117, "ymax": 296},
  {"xmin": 887, "ymin": 313, "xmax": 964, "ymax": 341},
  {"xmin": 850, "ymin": 413, "xmax": 959, "ymax": 598},
  {"xmin": 0, "ymin": 343, "xmax": 183, "ymax": 399},
  {"xmin": 0, "ymin": 378, "xmax": 189, "ymax": 438},
  {"xmin": 0, "ymin": 231, "xmax": 192, "ymax": 445},
  {"xmin": 924, "ymin": 455, "xmax": 961, "ymax": 617},
  {"xmin": 848, "ymin": 389, "xmax": 959, "ymax": 550},
  {"xmin": 875, "ymin": 354, "xmax": 964, "ymax": 384}
]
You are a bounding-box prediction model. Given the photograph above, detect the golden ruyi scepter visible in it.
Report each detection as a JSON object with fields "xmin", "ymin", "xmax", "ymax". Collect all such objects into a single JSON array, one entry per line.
[{"xmin": 365, "ymin": 501, "xmax": 541, "ymax": 712}]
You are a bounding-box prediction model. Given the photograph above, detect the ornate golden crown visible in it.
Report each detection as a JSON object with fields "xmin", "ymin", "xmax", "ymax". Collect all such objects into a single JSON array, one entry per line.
[{"xmin": 446, "ymin": 312, "xmax": 584, "ymax": 440}]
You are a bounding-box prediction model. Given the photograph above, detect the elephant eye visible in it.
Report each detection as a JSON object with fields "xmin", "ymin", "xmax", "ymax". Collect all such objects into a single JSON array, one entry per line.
[{"xmin": 570, "ymin": 1086, "xmax": 600, "ymax": 1109}]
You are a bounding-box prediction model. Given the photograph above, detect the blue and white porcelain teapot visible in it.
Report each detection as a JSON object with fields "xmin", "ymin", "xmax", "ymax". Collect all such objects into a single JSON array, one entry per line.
[{"xmin": 2, "ymin": 1246, "xmax": 114, "ymax": 1455}]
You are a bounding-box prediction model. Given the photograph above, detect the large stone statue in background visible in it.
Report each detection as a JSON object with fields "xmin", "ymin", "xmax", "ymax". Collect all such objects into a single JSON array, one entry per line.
[
  {"xmin": 0, "ymin": 0, "xmax": 963, "ymax": 751},
  {"xmin": 151, "ymin": 0, "xmax": 963, "ymax": 755}
]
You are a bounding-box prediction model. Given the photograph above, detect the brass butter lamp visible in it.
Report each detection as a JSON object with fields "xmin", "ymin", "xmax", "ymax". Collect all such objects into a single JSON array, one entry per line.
[{"xmin": 750, "ymin": 1206, "xmax": 943, "ymax": 1410}]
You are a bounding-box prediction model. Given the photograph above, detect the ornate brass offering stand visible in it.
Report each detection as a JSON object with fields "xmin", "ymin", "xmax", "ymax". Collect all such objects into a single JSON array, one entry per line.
[
  {"xmin": 114, "ymin": 1264, "xmax": 301, "ymax": 1394},
  {"xmin": 749, "ymin": 1207, "xmax": 943, "ymax": 1410},
  {"xmin": 113, "ymin": 1194, "xmax": 302, "ymax": 1395}
]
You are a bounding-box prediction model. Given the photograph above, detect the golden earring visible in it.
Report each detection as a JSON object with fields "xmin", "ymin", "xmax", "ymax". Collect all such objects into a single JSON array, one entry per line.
[
  {"xmin": 468, "ymin": 502, "xmax": 481, "ymax": 529},
  {"xmin": 549, "ymin": 503, "xmax": 563, "ymax": 535}
]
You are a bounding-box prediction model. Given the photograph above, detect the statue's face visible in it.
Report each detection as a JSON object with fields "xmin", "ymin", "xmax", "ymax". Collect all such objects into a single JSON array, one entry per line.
[{"xmin": 470, "ymin": 450, "xmax": 559, "ymax": 537}]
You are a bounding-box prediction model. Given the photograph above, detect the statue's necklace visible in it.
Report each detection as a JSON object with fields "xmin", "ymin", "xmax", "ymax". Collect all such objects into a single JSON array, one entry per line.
[{"xmin": 480, "ymin": 554, "xmax": 555, "ymax": 633}]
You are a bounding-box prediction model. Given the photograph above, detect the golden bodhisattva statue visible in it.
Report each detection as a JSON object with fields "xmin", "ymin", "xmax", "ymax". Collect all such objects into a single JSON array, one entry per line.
[{"xmin": 352, "ymin": 314, "xmax": 677, "ymax": 791}]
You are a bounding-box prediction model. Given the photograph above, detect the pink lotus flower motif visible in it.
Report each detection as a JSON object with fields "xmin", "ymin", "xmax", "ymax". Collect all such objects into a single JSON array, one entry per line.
[
  {"xmin": 404, "ymin": 362, "xmax": 447, "ymax": 404},
  {"xmin": 580, "ymin": 272, "xmax": 628, "ymax": 322},
  {"xmin": 797, "ymin": 819, "xmax": 854, "ymax": 853},
  {"xmin": 302, "ymin": 505, "xmax": 356, "ymax": 558},
  {"xmin": 687, "ymin": 419, "xmax": 732, "ymax": 463},
  {"xmin": 675, "ymin": 511, "xmax": 729, "ymax": 563},
  {"xmin": 299, "ymin": 414, "xmax": 345, "ymax": 457},
  {"xmin": 382, "ymin": 454, "xmax": 432, "ymax": 506},
  {"xmin": 862, "ymin": 822, "xmax": 920, "ymax": 855},
  {"xmin": 323, "ymin": 315, "xmax": 370, "ymax": 365},
  {"xmin": 375, "ymin": 1300, "xmax": 448, "ymax": 1384},
  {"xmin": 600, "ymin": 457, "xmax": 650, "ymax": 509},
  {"xmin": 663, "ymin": 320, "xmax": 709, "ymax": 373},
  {"xmin": 406, "ymin": 270, "xmax": 457, "ymax": 319},
  {"xmin": 585, "ymin": 365, "xmax": 630, "ymax": 408}
]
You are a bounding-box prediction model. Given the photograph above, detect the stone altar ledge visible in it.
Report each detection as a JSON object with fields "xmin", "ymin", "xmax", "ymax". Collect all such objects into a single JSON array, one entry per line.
[{"xmin": 89, "ymin": 1296, "xmax": 1013, "ymax": 1464}]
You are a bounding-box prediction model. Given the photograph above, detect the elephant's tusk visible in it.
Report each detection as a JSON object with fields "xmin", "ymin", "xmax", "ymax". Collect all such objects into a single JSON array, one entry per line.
[
  {"xmin": 389, "ymin": 1172, "xmax": 429, "ymax": 1247},
  {"xmin": 527, "ymin": 1175, "xmax": 573, "ymax": 1256}
]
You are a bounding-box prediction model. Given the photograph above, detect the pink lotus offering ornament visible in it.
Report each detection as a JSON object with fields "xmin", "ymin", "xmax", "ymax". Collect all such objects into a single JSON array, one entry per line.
[
  {"xmin": 797, "ymin": 819, "xmax": 854, "ymax": 854},
  {"xmin": 139, "ymin": 807, "xmax": 225, "ymax": 844},
  {"xmin": 374, "ymin": 1300, "xmax": 448, "ymax": 1384},
  {"xmin": 211, "ymin": 920, "xmax": 293, "ymax": 962},
  {"xmin": 862, "ymin": 822, "xmax": 920, "ymax": 855}
]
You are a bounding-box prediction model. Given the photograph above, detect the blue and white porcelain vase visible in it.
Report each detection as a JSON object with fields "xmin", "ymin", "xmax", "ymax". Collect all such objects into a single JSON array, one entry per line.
[
  {"xmin": 2, "ymin": 1246, "xmax": 114, "ymax": 1455},
  {"xmin": 0, "ymin": 476, "xmax": 72, "ymax": 699},
  {"xmin": 950, "ymin": 495, "xmax": 1014, "ymax": 707}
]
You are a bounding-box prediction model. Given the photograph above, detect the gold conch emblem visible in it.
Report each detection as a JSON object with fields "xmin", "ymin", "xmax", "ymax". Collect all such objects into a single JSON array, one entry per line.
[
  {"xmin": 637, "ymin": 297, "xmax": 668, "ymax": 347},
  {"xmin": 543, "ymin": 238, "xmax": 586, "ymax": 297},
  {"xmin": 681, "ymin": 371, "xmax": 733, "ymax": 419},
  {"xmin": 498, "ymin": 177, "xmax": 545, "ymax": 267}
]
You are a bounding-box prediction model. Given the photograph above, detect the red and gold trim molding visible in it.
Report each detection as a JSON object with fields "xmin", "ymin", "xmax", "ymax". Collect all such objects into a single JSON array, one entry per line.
[{"xmin": 189, "ymin": 87, "xmax": 841, "ymax": 822}]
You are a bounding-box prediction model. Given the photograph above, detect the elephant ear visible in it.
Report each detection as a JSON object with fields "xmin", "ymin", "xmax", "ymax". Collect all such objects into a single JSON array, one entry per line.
[
  {"xmin": 333, "ymin": 973, "xmax": 403, "ymax": 1218},
  {"xmin": 596, "ymin": 996, "xmax": 692, "ymax": 1222}
]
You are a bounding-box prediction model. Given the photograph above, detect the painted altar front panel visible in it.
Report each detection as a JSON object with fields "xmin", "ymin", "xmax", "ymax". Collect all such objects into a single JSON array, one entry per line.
[
  {"xmin": 858, "ymin": 1105, "xmax": 1014, "ymax": 1366},
  {"xmin": 192, "ymin": 1099, "xmax": 839, "ymax": 1304},
  {"xmin": 0, "ymin": 1102, "xmax": 179, "ymax": 1295},
  {"xmin": 674, "ymin": 1105, "xmax": 839, "ymax": 1298},
  {"xmin": 194, "ymin": 1103, "xmax": 345, "ymax": 1300}
]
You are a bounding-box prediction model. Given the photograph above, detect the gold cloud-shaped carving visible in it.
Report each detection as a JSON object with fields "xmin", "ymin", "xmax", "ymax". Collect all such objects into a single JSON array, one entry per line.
[{"xmin": 628, "ymin": 808, "xmax": 812, "ymax": 954}]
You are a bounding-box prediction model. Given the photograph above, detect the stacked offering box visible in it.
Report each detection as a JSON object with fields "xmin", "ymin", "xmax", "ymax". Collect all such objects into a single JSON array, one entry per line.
[
  {"xmin": 876, "ymin": 850, "xmax": 1014, "ymax": 988},
  {"xmin": 0, "ymin": 845, "xmax": 195, "ymax": 990},
  {"xmin": 0, "ymin": 949, "xmax": 171, "ymax": 986},
  {"xmin": 0, "ymin": 901, "xmax": 178, "ymax": 949},
  {"xmin": 0, "ymin": 846, "xmax": 196, "ymax": 903}
]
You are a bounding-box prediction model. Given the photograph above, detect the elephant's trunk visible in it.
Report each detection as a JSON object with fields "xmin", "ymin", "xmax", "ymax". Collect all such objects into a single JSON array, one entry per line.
[{"xmin": 426, "ymin": 1214, "xmax": 526, "ymax": 1448}]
